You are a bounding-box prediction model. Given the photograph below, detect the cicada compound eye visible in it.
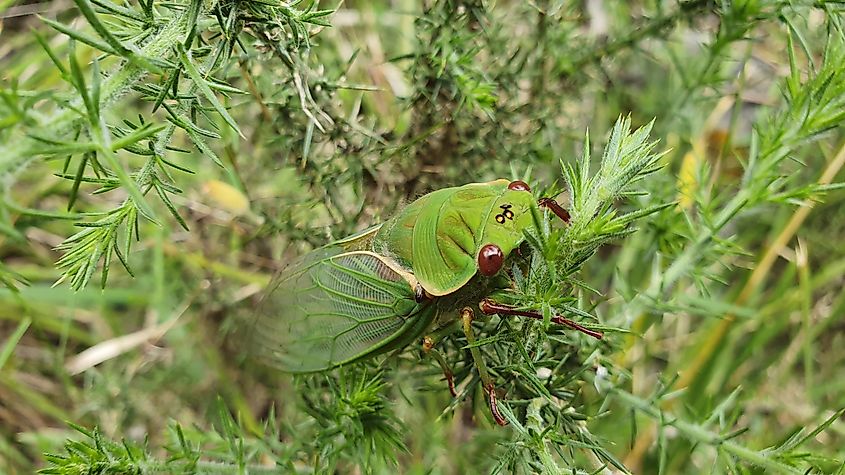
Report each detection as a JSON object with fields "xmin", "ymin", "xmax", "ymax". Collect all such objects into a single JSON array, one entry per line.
[
  {"xmin": 507, "ymin": 180, "xmax": 531, "ymax": 192},
  {"xmin": 478, "ymin": 244, "xmax": 504, "ymax": 276}
]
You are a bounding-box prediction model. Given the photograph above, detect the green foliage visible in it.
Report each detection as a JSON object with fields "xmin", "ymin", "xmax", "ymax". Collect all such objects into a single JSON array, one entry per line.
[
  {"xmin": 300, "ymin": 370, "xmax": 407, "ymax": 471},
  {"xmin": 1, "ymin": 0, "xmax": 338, "ymax": 290},
  {"xmin": 40, "ymin": 423, "xmax": 148, "ymax": 475},
  {"xmin": 556, "ymin": 119, "xmax": 669, "ymax": 276},
  {"xmin": 2, "ymin": 0, "xmax": 845, "ymax": 474}
]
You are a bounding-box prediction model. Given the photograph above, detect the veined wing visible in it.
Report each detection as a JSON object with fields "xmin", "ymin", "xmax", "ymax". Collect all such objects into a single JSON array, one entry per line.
[
  {"xmin": 334, "ymin": 223, "xmax": 383, "ymax": 250},
  {"xmin": 251, "ymin": 247, "xmax": 432, "ymax": 372}
]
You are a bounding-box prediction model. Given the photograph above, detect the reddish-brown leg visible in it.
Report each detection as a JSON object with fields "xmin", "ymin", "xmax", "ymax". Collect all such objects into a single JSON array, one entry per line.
[
  {"xmin": 461, "ymin": 307, "xmax": 508, "ymax": 426},
  {"xmin": 538, "ymin": 197, "xmax": 571, "ymax": 223},
  {"xmin": 479, "ymin": 298, "xmax": 604, "ymax": 340},
  {"xmin": 422, "ymin": 336, "xmax": 457, "ymax": 397},
  {"xmin": 486, "ymin": 384, "xmax": 507, "ymax": 426}
]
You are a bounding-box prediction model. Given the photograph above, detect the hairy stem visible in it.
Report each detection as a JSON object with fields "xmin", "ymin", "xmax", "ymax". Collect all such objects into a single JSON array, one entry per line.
[{"xmin": 609, "ymin": 388, "xmax": 802, "ymax": 474}]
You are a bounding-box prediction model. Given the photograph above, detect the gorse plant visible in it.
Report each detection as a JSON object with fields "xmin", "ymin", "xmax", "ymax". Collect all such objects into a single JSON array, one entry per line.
[
  {"xmin": 2, "ymin": 0, "xmax": 845, "ymax": 474},
  {"xmin": 1, "ymin": 0, "xmax": 334, "ymax": 290}
]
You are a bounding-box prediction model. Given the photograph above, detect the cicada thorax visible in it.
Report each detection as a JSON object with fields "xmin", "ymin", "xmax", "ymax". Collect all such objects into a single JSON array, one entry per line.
[{"xmin": 373, "ymin": 179, "xmax": 536, "ymax": 297}]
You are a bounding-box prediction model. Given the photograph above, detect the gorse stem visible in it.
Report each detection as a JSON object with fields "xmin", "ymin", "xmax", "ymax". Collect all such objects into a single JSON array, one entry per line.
[{"xmin": 608, "ymin": 387, "xmax": 804, "ymax": 474}]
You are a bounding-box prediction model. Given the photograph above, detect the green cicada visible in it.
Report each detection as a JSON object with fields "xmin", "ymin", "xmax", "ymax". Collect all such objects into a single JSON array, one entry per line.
[{"xmin": 252, "ymin": 179, "xmax": 601, "ymax": 425}]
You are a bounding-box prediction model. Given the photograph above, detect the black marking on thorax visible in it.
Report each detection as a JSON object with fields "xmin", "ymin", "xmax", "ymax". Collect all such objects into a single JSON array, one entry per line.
[{"xmin": 494, "ymin": 204, "xmax": 515, "ymax": 224}]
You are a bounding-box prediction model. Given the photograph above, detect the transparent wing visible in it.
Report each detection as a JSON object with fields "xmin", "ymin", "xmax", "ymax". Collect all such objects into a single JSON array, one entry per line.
[{"xmin": 250, "ymin": 247, "xmax": 424, "ymax": 372}]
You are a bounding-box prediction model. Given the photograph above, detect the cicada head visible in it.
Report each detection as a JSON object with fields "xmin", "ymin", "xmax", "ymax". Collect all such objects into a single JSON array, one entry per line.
[
  {"xmin": 375, "ymin": 179, "xmax": 540, "ymax": 296},
  {"xmin": 475, "ymin": 180, "xmax": 536, "ymax": 276}
]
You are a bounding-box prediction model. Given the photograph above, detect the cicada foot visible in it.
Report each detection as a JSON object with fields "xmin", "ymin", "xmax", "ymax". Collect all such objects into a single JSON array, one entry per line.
[
  {"xmin": 486, "ymin": 383, "xmax": 508, "ymax": 426},
  {"xmin": 445, "ymin": 372, "xmax": 457, "ymax": 398},
  {"xmin": 479, "ymin": 298, "xmax": 603, "ymax": 340},
  {"xmin": 538, "ymin": 197, "xmax": 571, "ymax": 224},
  {"xmin": 422, "ymin": 336, "xmax": 457, "ymax": 397}
]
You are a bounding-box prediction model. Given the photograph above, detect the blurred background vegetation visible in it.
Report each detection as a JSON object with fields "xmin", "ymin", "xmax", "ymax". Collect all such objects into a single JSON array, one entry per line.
[{"xmin": 2, "ymin": 0, "xmax": 845, "ymax": 473}]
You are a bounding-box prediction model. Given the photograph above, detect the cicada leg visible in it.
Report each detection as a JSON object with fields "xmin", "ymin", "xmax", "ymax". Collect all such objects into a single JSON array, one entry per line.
[
  {"xmin": 421, "ymin": 335, "xmax": 457, "ymax": 397},
  {"xmin": 461, "ymin": 307, "xmax": 508, "ymax": 426},
  {"xmin": 479, "ymin": 298, "xmax": 603, "ymax": 340},
  {"xmin": 538, "ymin": 197, "xmax": 571, "ymax": 224}
]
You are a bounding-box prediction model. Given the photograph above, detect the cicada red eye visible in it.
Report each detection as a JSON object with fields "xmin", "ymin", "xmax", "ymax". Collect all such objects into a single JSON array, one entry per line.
[
  {"xmin": 478, "ymin": 244, "xmax": 504, "ymax": 276},
  {"xmin": 507, "ymin": 180, "xmax": 531, "ymax": 192}
]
